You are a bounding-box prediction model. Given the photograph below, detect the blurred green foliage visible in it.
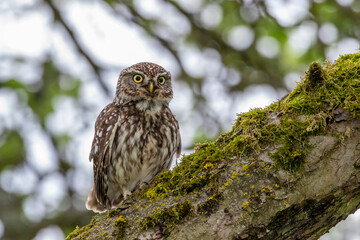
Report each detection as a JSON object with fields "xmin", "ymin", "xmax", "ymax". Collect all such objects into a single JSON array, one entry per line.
[{"xmin": 0, "ymin": 130, "xmax": 25, "ymax": 170}]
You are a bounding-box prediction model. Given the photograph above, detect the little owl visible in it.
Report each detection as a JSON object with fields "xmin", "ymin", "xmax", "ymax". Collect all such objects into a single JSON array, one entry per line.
[{"xmin": 86, "ymin": 62, "xmax": 181, "ymax": 212}]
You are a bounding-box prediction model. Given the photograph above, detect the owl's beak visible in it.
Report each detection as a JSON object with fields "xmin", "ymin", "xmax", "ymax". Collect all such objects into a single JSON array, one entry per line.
[{"xmin": 147, "ymin": 82, "xmax": 154, "ymax": 93}]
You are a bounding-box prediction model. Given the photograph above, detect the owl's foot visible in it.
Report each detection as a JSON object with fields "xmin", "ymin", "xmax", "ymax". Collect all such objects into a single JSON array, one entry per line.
[
  {"xmin": 111, "ymin": 194, "xmax": 124, "ymax": 209},
  {"xmin": 139, "ymin": 181, "xmax": 150, "ymax": 190},
  {"xmin": 111, "ymin": 194, "xmax": 133, "ymax": 210},
  {"xmin": 122, "ymin": 187, "xmax": 132, "ymax": 200}
]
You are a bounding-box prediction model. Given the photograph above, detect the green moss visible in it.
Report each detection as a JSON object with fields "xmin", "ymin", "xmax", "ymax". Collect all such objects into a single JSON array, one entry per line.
[
  {"xmin": 241, "ymin": 201, "xmax": 251, "ymax": 212},
  {"xmin": 145, "ymin": 182, "xmax": 170, "ymax": 199},
  {"xmin": 140, "ymin": 200, "xmax": 193, "ymax": 229},
  {"xmin": 94, "ymin": 232, "xmax": 107, "ymax": 239},
  {"xmin": 305, "ymin": 62, "xmax": 326, "ymax": 89},
  {"xmin": 90, "ymin": 215, "xmax": 100, "ymax": 225},
  {"xmin": 180, "ymin": 173, "xmax": 213, "ymax": 193},
  {"xmin": 107, "ymin": 209, "xmax": 120, "ymax": 218},
  {"xmin": 143, "ymin": 143, "xmax": 223, "ymax": 199},
  {"xmin": 271, "ymin": 144, "xmax": 305, "ymax": 172},
  {"xmin": 65, "ymin": 225, "xmax": 91, "ymax": 240},
  {"xmin": 287, "ymin": 54, "xmax": 360, "ymax": 118},
  {"xmin": 226, "ymin": 134, "xmax": 260, "ymax": 156},
  {"xmin": 197, "ymin": 193, "xmax": 223, "ymax": 216},
  {"xmin": 114, "ymin": 216, "xmax": 129, "ymax": 239},
  {"xmin": 114, "ymin": 215, "xmax": 128, "ymax": 227},
  {"xmin": 233, "ymin": 107, "xmax": 269, "ymax": 129}
]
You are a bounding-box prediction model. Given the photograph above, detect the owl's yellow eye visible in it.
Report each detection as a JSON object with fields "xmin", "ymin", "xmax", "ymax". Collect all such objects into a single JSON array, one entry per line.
[
  {"xmin": 158, "ymin": 76, "xmax": 166, "ymax": 85},
  {"xmin": 133, "ymin": 74, "xmax": 143, "ymax": 83}
]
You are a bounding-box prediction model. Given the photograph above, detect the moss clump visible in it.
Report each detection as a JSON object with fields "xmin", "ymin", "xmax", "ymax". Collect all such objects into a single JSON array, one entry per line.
[
  {"xmin": 65, "ymin": 225, "xmax": 91, "ymax": 240},
  {"xmin": 180, "ymin": 173, "xmax": 213, "ymax": 193},
  {"xmin": 204, "ymin": 162, "xmax": 215, "ymax": 170},
  {"xmin": 90, "ymin": 215, "xmax": 100, "ymax": 225},
  {"xmin": 114, "ymin": 215, "xmax": 129, "ymax": 228},
  {"xmin": 271, "ymin": 144, "xmax": 305, "ymax": 172},
  {"xmin": 241, "ymin": 201, "xmax": 251, "ymax": 212},
  {"xmin": 145, "ymin": 182, "xmax": 170, "ymax": 199},
  {"xmin": 140, "ymin": 200, "xmax": 193, "ymax": 229},
  {"xmin": 305, "ymin": 62, "xmax": 326, "ymax": 89},
  {"xmin": 114, "ymin": 215, "xmax": 129, "ymax": 239},
  {"xmin": 228, "ymin": 110, "xmax": 317, "ymax": 171},
  {"xmin": 143, "ymin": 143, "xmax": 224, "ymax": 199},
  {"xmin": 197, "ymin": 193, "xmax": 223, "ymax": 216},
  {"xmin": 107, "ymin": 208, "xmax": 120, "ymax": 218},
  {"xmin": 288, "ymin": 54, "xmax": 360, "ymax": 117}
]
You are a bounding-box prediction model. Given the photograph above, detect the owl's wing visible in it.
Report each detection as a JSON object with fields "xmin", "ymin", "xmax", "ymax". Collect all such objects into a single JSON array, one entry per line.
[
  {"xmin": 174, "ymin": 117, "xmax": 182, "ymax": 159},
  {"xmin": 176, "ymin": 128, "xmax": 181, "ymax": 159},
  {"xmin": 89, "ymin": 103, "xmax": 120, "ymax": 208}
]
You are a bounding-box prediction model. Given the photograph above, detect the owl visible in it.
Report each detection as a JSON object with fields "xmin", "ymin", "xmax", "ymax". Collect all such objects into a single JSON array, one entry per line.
[{"xmin": 86, "ymin": 62, "xmax": 181, "ymax": 213}]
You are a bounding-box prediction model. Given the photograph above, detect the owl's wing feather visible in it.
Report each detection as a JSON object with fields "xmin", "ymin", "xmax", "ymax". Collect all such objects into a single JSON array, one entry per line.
[
  {"xmin": 176, "ymin": 124, "xmax": 182, "ymax": 158},
  {"xmin": 89, "ymin": 103, "xmax": 121, "ymax": 208},
  {"xmin": 170, "ymin": 112, "xmax": 181, "ymax": 159}
]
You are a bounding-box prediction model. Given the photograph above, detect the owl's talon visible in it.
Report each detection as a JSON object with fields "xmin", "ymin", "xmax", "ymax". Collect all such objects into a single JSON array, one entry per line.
[
  {"xmin": 118, "ymin": 204, "xmax": 131, "ymax": 210},
  {"xmin": 139, "ymin": 182, "xmax": 150, "ymax": 190},
  {"xmin": 122, "ymin": 188, "xmax": 132, "ymax": 200},
  {"xmin": 111, "ymin": 194, "xmax": 124, "ymax": 208}
]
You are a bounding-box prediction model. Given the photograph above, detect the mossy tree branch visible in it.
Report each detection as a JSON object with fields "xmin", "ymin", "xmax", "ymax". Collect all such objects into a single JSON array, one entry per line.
[{"xmin": 67, "ymin": 52, "xmax": 360, "ymax": 239}]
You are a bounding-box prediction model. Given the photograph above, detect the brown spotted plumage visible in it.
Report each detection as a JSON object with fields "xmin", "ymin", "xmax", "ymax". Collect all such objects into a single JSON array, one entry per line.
[{"xmin": 86, "ymin": 62, "xmax": 181, "ymax": 212}]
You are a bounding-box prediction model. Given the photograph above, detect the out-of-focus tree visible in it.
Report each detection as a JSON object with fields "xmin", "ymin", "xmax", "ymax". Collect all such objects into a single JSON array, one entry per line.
[{"xmin": 0, "ymin": 0, "xmax": 359, "ymax": 239}]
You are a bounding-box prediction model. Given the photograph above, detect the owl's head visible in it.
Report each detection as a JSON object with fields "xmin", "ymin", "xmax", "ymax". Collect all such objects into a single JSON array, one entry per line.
[{"xmin": 114, "ymin": 62, "xmax": 173, "ymax": 111}]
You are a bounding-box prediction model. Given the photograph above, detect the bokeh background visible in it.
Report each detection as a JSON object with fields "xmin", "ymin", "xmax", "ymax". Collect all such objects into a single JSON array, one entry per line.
[{"xmin": 0, "ymin": 0, "xmax": 359, "ymax": 239}]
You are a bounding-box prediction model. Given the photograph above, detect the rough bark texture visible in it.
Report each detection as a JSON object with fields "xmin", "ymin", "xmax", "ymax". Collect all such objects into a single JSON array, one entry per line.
[{"xmin": 66, "ymin": 53, "xmax": 360, "ymax": 240}]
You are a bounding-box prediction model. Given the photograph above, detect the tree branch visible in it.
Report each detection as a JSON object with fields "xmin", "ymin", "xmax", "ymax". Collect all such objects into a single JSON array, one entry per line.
[{"xmin": 66, "ymin": 51, "xmax": 360, "ymax": 240}]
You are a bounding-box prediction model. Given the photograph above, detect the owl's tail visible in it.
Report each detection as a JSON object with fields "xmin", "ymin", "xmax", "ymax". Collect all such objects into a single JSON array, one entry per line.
[{"xmin": 86, "ymin": 185, "xmax": 107, "ymax": 213}]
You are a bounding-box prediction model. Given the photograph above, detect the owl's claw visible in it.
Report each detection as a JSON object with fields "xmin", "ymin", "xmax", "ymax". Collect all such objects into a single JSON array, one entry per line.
[
  {"xmin": 139, "ymin": 182, "xmax": 150, "ymax": 190},
  {"xmin": 122, "ymin": 188, "xmax": 132, "ymax": 200},
  {"xmin": 111, "ymin": 194, "xmax": 124, "ymax": 208},
  {"xmin": 130, "ymin": 182, "xmax": 150, "ymax": 195}
]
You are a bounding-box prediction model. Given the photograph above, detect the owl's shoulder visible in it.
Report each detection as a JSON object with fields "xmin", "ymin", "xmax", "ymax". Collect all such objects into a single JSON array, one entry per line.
[
  {"xmin": 90, "ymin": 103, "xmax": 122, "ymax": 161},
  {"xmin": 95, "ymin": 103, "xmax": 122, "ymax": 124}
]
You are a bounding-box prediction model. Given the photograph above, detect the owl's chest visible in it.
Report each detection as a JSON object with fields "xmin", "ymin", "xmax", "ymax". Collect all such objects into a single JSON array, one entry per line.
[
  {"xmin": 110, "ymin": 114, "xmax": 175, "ymax": 187},
  {"xmin": 113, "ymin": 114, "xmax": 174, "ymax": 163}
]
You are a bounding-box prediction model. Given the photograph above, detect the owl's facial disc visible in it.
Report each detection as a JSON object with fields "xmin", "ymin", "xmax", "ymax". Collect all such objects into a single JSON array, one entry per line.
[{"xmin": 114, "ymin": 65, "xmax": 173, "ymax": 106}]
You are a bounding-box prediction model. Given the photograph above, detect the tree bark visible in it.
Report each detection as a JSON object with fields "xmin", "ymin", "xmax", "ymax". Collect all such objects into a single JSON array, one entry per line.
[{"xmin": 66, "ymin": 53, "xmax": 360, "ymax": 240}]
